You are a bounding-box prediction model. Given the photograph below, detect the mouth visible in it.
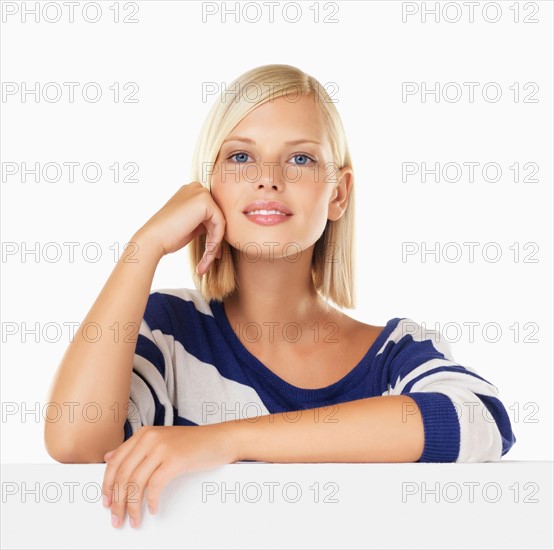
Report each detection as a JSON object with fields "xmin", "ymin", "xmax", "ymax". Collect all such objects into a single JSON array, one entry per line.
[
  {"xmin": 243, "ymin": 209, "xmax": 293, "ymax": 226},
  {"xmin": 242, "ymin": 200, "xmax": 293, "ymax": 217},
  {"xmin": 243, "ymin": 209, "xmax": 291, "ymax": 217}
]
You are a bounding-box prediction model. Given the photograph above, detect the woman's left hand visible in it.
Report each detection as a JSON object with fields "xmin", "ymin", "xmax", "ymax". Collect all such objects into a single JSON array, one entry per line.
[{"xmin": 101, "ymin": 424, "xmax": 239, "ymax": 528}]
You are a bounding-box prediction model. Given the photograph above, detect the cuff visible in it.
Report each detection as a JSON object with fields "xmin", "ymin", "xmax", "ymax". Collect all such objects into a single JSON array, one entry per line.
[{"xmin": 405, "ymin": 392, "xmax": 460, "ymax": 463}]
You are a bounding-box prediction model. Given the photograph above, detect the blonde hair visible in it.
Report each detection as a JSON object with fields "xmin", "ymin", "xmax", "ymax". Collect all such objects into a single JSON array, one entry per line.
[{"xmin": 188, "ymin": 64, "xmax": 356, "ymax": 309}]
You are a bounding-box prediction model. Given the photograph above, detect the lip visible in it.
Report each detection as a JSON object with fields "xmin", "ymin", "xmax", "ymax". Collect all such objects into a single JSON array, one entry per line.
[
  {"xmin": 244, "ymin": 212, "xmax": 292, "ymax": 226},
  {"xmin": 242, "ymin": 200, "xmax": 293, "ymax": 216}
]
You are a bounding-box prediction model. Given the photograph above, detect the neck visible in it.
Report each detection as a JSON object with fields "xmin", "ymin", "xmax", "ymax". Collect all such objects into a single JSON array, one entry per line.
[{"xmin": 223, "ymin": 245, "xmax": 334, "ymax": 330}]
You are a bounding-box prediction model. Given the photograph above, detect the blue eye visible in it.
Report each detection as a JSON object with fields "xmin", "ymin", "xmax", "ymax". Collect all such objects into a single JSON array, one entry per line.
[
  {"xmin": 292, "ymin": 154, "xmax": 315, "ymax": 165},
  {"xmin": 229, "ymin": 152, "xmax": 251, "ymax": 163},
  {"xmin": 227, "ymin": 151, "xmax": 316, "ymax": 165}
]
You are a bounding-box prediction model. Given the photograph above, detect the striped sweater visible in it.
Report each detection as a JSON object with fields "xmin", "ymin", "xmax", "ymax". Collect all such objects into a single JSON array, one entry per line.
[{"xmin": 123, "ymin": 288, "xmax": 516, "ymax": 462}]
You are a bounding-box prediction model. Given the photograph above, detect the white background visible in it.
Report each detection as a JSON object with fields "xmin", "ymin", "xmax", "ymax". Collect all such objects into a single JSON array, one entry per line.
[{"xmin": 1, "ymin": 0, "xmax": 552, "ymax": 465}]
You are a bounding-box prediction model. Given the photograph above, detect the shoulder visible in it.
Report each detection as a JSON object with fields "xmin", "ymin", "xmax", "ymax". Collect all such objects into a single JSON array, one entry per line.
[
  {"xmin": 149, "ymin": 287, "xmax": 212, "ymax": 313},
  {"xmin": 345, "ymin": 314, "xmax": 457, "ymax": 361},
  {"xmin": 376, "ymin": 317, "xmax": 458, "ymax": 364},
  {"xmin": 142, "ymin": 287, "xmax": 214, "ymax": 330}
]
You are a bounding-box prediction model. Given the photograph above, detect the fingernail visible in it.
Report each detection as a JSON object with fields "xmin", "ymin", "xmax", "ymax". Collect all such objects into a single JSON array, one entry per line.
[
  {"xmin": 102, "ymin": 494, "xmax": 109, "ymax": 507},
  {"xmin": 129, "ymin": 517, "xmax": 136, "ymax": 529},
  {"xmin": 148, "ymin": 505, "xmax": 155, "ymax": 515},
  {"xmin": 111, "ymin": 514, "xmax": 119, "ymax": 528}
]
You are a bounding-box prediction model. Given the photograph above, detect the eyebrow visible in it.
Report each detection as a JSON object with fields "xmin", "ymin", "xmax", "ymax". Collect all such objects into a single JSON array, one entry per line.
[{"xmin": 222, "ymin": 136, "xmax": 322, "ymax": 146}]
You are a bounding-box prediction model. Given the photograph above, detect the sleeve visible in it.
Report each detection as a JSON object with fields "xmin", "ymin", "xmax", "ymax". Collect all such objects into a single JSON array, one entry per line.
[
  {"xmin": 386, "ymin": 319, "xmax": 516, "ymax": 463},
  {"xmin": 123, "ymin": 293, "xmax": 176, "ymax": 441}
]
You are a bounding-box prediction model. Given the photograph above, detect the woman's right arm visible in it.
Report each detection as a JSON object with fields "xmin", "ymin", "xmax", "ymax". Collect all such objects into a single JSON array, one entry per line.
[
  {"xmin": 43, "ymin": 229, "xmax": 163, "ymax": 463},
  {"xmin": 44, "ymin": 183, "xmax": 226, "ymax": 463}
]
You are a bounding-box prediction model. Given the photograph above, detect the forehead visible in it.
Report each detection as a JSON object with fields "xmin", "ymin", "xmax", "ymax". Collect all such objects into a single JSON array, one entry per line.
[{"xmin": 231, "ymin": 94, "xmax": 326, "ymax": 136}]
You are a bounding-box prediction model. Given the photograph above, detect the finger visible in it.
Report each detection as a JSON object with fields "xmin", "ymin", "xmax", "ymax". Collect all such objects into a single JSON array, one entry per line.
[
  {"xmin": 125, "ymin": 455, "xmax": 164, "ymax": 529},
  {"xmin": 109, "ymin": 449, "xmax": 149, "ymax": 529},
  {"xmin": 198, "ymin": 242, "xmax": 218, "ymax": 275},
  {"xmin": 102, "ymin": 439, "xmax": 136, "ymax": 506},
  {"xmin": 210, "ymin": 215, "xmax": 226, "ymax": 251},
  {"xmin": 203, "ymin": 208, "xmax": 226, "ymax": 256},
  {"xmin": 198, "ymin": 252, "xmax": 220, "ymax": 275},
  {"xmin": 102, "ymin": 438, "xmax": 138, "ymax": 507},
  {"xmin": 146, "ymin": 463, "xmax": 178, "ymax": 516}
]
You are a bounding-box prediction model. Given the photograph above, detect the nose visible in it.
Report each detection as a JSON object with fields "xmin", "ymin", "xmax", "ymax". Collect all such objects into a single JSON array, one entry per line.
[{"xmin": 254, "ymin": 161, "xmax": 283, "ymax": 191}]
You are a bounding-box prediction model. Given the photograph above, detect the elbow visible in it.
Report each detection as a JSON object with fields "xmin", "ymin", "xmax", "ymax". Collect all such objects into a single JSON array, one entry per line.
[
  {"xmin": 46, "ymin": 445, "xmax": 106, "ymax": 464},
  {"xmin": 44, "ymin": 438, "xmax": 105, "ymax": 464},
  {"xmin": 44, "ymin": 426, "xmax": 107, "ymax": 464}
]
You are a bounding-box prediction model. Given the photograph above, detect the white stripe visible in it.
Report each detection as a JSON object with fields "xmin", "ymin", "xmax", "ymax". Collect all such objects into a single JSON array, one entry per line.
[
  {"xmin": 150, "ymin": 328, "xmax": 176, "ymax": 389},
  {"xmin": 173, "ymin": 338, "xmax": 270, "ymax": 425},
  {"xmin": 389, "ymin": 358, "xmax": 461, "ymax": 394},
  {"xmin": 132, "ymin": 354, "xmax": 174, "ymax": 425},
  {"xmin": 409, "ymin": 370, "xmax": 500, "ymax": 399},
  {"xmin": 138, "ymin": 318, "xmax": 157, "ymax": 345},
  {"xmin": 135, "ymin": 319, "xmax": 173, "ymax": 389},
  {"xmin": 127, "ymin": 373, "xmax": 156, "ymax": 435}
]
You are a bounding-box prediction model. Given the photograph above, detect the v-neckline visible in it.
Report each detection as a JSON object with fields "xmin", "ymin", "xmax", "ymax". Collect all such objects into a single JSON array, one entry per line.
[{"xmin": 209, "ymin": 298, "xmax": 400, "ymax": 402}]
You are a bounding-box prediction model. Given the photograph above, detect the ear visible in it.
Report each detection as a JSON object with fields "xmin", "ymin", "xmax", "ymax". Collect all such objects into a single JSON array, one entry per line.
[{"xmin": 327, "ymin": 166, "xmax": 354, "ymax": 221}]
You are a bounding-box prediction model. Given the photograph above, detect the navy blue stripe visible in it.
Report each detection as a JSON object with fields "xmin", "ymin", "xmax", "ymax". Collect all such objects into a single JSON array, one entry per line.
[
  {"xmin": 160, "ymin": 293, "xmax": 268, "ymax": 389},
  {"xmin": 135, "ymin": 332, "xmax": 166, "ymax": 379},
  {"xmin": 144, "ymin": 294, "xmax": 233, "ymax": 373},
  {"xmin": 172, "ymin": 406, "xmax": 198, "ymax": 426},
  {"xmin": 123, "ymin": 418, "xmax": 133, "ymax": 441},
  {"xmin": 388, "ymin": 337, "xmax": 495, "ymax": 388},
  {"xmin": 387, "ymin": 337, "xmax": 448, "ymax": 387}
]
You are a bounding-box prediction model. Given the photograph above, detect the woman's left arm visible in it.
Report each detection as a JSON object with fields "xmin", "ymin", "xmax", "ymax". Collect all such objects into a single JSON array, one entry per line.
[{"xmin": 232, "ymin": 394, "xmax": 425, "ymax": 463}]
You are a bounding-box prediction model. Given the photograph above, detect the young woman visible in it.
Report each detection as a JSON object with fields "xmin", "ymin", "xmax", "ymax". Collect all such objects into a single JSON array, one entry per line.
[{"xmin": 44, "ymin": 64, "xmax": 516, "ymax": 528}]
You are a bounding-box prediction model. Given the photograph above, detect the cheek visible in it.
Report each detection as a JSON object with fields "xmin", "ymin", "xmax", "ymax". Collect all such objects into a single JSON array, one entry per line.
[
  {"xmin": 209, "ymin": 185, "xmax": 242, "ymax": 238},
  {"xmin": 209, "ymin": 177, "xmax": 228, "ymax": 210},
  {"xmin": 301, "ymin": 184, "xmax": 331, "ymax": 218},
  {"xmin": 307, "ymin": 190, "xmax": 335, "ymax": 237}
]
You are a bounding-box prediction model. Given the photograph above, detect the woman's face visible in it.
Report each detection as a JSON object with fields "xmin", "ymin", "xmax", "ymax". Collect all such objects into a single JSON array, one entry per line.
[{"xmin": 210, "ymin": 93, "xmax": 350, "ymax": 260}]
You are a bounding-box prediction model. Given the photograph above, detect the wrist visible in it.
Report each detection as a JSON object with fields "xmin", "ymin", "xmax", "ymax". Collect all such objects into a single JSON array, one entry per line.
[
  {"xmin": 131, "ymin": 229, "xmax": 165, "ymax": 262},
  {"xmin": 219, "ymin": 417, "xmax": 258, "ymax": 463}
]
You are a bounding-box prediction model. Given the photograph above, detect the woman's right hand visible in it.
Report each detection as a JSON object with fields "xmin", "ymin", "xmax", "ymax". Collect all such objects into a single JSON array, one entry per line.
[{"xmin": 136, "ymin": 182, "xmax": 226, "ymax": 275}]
